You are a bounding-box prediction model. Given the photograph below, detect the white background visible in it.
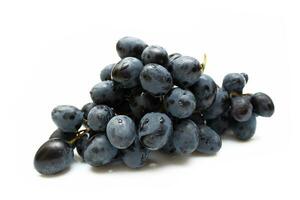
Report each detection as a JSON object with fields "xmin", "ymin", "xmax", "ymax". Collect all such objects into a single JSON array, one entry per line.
[{"xmin": 0, "ymin": 0, "xmax": 298, "ymax": 199}]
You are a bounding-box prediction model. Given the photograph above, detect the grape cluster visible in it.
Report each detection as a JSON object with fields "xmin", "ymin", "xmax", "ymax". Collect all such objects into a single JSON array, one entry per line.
[{"xmin": 34, "ymin": 36, "xmax": 275, "ymax": 175}]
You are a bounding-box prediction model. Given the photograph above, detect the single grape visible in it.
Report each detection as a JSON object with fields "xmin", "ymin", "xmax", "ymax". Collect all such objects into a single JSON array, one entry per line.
[
  {"xmin": 169, "ymin": 56, "xmax": 201, "ymax": 88},
  {"xmin": 116, "ymin": 36, "xmax": 148, "ymax": 59},
  {"xmin": 81, "ymin": 102, "xmax": 96, "ymax": 120},
  {"xmin": 230, "ymin": 95, "xmax": 253, "ymax": 122},
  {"xmin": 106, "ymin": 115, "xmax": 136, "ymax": 149},
  {"xmin": 222, "ymin": 73, "xmax": 246, "ymax": 94},
  {"xmin": 129, "ymin": 92, "xmax": 161, "ymax": 119},
  {"xmin": 141, "ymin": 45, "xmax": 169, "ymax": 67},
  {"xmin": 139, "ymin": 63, "xmax": 173, "ymax": 96},
  {"xmin": 173, "ymin": 119, "xmax": 200, "ymax": 154},
  {"xmin": 34, "ymin": 138, "xmax": 74, "ymax": 175},
  {"xmin": 230, "ymin": 114, "xmax": 256, "ymax": 141},
  {"xmin": 100, "ymin": 63, "xmax": 115, "ymax": 81},
  {"xmin": 121, "ymin": 139, "xmax": 151, "ymax": 169},
  {"xmin": 112, "ymin": 57, "xmax": 144, "ymax": 88},
  {"xmin": 49, "ymin": 129, "xmax": 76, "ymax": 147},
  {"xmin": 197, "ymin": 125, "xmax": 222, "ymax": 154},
  {"xmin": 251, "ymin": 92, "xmax": 274, "ymax": 117},
  {"xmin": 138, "ymin": 112, "xmax": 173, "ymax": 150},
  {"xmin": 83, "ymin": 134, "xmax": 118, "ymax": 166},
  {"xmin": 190, "ymin": 74, "xmax": 217, "ymax": 110},
  {"xmin": 164, "ymin": 87, "xmax": 196, "ymax": 119},
  {"xmin": 87, "ymin": 105, "xmax": 114, "ymax": 132},
  {"xmin": 90, "ymin": 80, "xmax": 124, "ymax": 106},
  {"xmin": 202, "ymin": 88, "xmax": 230, "ymax": 120},
  {"xmin": 51, "ymin": 105, "xmax": 83, "ymax": 132}
]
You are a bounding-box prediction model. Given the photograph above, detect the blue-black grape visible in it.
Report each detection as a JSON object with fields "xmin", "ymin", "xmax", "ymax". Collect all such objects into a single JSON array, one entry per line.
[
  {"xmin": 230, "ymin": 95, "xmax": 253, "ymax": 122},
  {"xmin": 230, "ymin": 114, "xmax": 256, "ymax": 141},
  {"xmin": 90, "ymin": 80, "xmax": 124, "ymax": 106},
  {"xmin": 202, "ymin": 88, "xmax": 230, "ymax": 120},
  {"xmin": 112, "ymin": 57, "xmax": 144, "ymax": 88},
  {"xmin": 164, "ymin": 87, "xmax": 196, "ymax": 119},
  {"xmin": 173, "ymin": 119, "xmax": 200, "ymax": 154},
  {"xmin": 34, "ymin": 138, "xmax": 74, "ymax": 175},
  {"xmin": 116, "ymin": 36, "xmax": 148, "ymax": 59},
  {"xmin": 81, "ymin": 102, "xmax": 96, "ymax": 120},
  {"xmin": 197, "ymin": 125, "xmax": 222, "ymax": 154},
  {"xmin": 139, "ymin": 63, "xmax": 173, "ymax": 96},
  {"xmin": 222, "ymin": 73, "xmax": 246, "ymax": 94},
  {"xmin": 138, "ymin": 112, "xmax": 173, "ymax": 150},
  {"xmin": 106, "ymin": 115, "xmax": 136, "ymax": 149},
  {"xmin": 87, "ymin": 105, "xmax": 114, "ymax": 132},
  {"xmin": 76, "ymin": 132, "xmax": 96, "ymax": 159},
  {"xmin": 121, "ymin": 138, "xmax": 151, "ymax": 169},
  {"xmin": 83, "ymin": 134, "xmax": 118, "ymax": 166},
  {"xmin": 141, "ymin": 45, "xmax": 169, "ymax": 67},
  {"xmin": 100, "ymin": 63, "xmax": 115, "ymax": 81},
  {"xmin": 251, "ymin": 92, "xmax": 274, "ymax": 117},
  {"xmin": 49, "ymin": 129, "xmax": 76, "ymax": 147},
  {"xmin": 190, "ymin": 74, "xmax": 217, "ymax": 110},
  {"xmin": 129, "ymin": 92, "xmax": 161, "ymax": 119},
  {"xmin": 169, "ymin": 56, "xmax": 202, "ymax": 88},
  {"xmin": 51, "ymin": 105, "xmax": 83, "ymax": 132}
]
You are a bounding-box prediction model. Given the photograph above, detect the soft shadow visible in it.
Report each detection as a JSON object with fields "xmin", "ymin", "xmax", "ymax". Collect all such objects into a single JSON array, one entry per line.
[{"xmin": 90, "ymin": 151, "xmax": 190, "ymax": 174}]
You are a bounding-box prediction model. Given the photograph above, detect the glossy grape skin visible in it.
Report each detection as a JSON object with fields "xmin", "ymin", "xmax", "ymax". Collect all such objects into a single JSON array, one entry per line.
[
  {"xmin": 231, "ymin": 114, "xmax": 256, "ymax": 141},
  {"xmin": 138, "ymin": 112, "xmax": 173, "ymax": 150},
  {"xmin": 168, "ymin": 53, "xmax": 182, "ymax": 62},
  {"xmin": 51, "ymin": 105, "xmax": 84, "ymax": 132},
  {"xmin": 240, "ymin": 73, "xmax": 248, "ymax": 83},
  {"xmin": 106, "ymin": 115, "xmax": 136, "ymax": 149},
  {"xmin": 139, "ymin": 63, "xmax": 173, "ymax": 96},
  {"xmin": 230, "ymin": 96, "xmax": 253, "ymax": 122},
  {"xmin": 222, "ymin": 73, "xmax": 246, "ymax": 94},
  {"xmin": 87, "ymin": 105, "xmax": 114, "ymax": 132},
  {"xmin": 121, "ymin": 139, "xmax": 151, "ymax": 169},
  {"xmin": 251, "ymin": 92, "xmax": 274, "ymax": 117},
  {"xmin": 164, "ymin": 88, "xmax": 196, "ymax": 119},
  {"xmin": 112, "ymin": 57, "xmax": 144, "ymax": 88},
  {"xmin": 190, "ymin": 74, "xmax": 217, "ymax": 110},
  {"xmin": 206, "ymin": 115, "xmax": 230, "ymax": 135},
  {"xmin": 141, "ymin": 45, "xmax": 169, "ymax": 67},
  {"xmin": 169, "ymin": 56, "xmax": 202, "ymax": 88},
  {"xmin": 81, "ymin": 102, "xmax": 96, "ymax": 120},
  {"xmin": 116, "ymin": 36, "xmax": 148, "ymax": 59},
  {"xmin": 197, "ymin": 125, "xmax": 222, "ymax": 154},
  {"xmin": 202, "ymin": 88, "xmax": 230, "ymax": 120},
  {"xmin": 83, "ymin": 134, "xmax": 118, "ymax": 166},
  {"xmin": 49, "ymin": 129, "xmax": 76, "ymax": 148},
  {"xmin": 129, "ymin": 92, "xmax": 161, "ymax": 119},
  {"xmin": 34, "ymin": 139, "xmax": 74, "ymax": 175},
  {"xmin": 100, "ymin": 64, "xmax": 114, "ymax": 81},
  {"xmin": 90, "ymin": 80, "xmax": 124, "ymax": 106},
  {"xmin": 173, "ymin": 120, "xmax": 200, "ymax": 154}
]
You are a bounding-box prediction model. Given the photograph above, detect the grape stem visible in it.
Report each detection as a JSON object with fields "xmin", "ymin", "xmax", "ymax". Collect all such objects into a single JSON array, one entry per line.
[
  {"xmin": 200, "ymin": 53, "xmax": 207, "ymax": 73},
  {"xmin": 69, "ymin": 128, "xmax": 90, "ymax": 145}
]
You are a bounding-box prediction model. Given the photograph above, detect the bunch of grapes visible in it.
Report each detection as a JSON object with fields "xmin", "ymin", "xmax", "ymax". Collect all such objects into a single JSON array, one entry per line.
[{"xmin": 34, "ymin": 36, "xmax": 275, "ymax": 175}]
